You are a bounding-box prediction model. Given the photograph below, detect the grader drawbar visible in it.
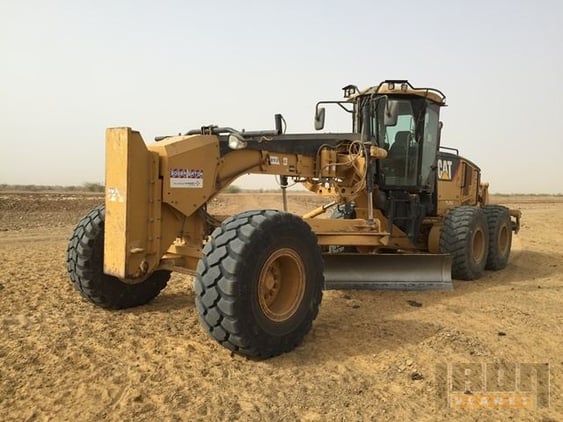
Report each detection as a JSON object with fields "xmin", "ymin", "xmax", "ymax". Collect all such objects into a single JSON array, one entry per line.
[{"xmin": 67, "ymin": 80, "xmax": 519, "ymax": 358}]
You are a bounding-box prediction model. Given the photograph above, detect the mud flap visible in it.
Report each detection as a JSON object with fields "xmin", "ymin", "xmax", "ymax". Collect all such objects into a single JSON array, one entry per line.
[{"xmin": 323, "ymin": 253, "xmax": 453, "ymax": 291}]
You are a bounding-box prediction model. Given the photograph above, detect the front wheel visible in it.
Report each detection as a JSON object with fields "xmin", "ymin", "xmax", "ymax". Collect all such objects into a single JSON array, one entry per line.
[
  {"xmin": 195, "ymin": 210, "xmax": 324, "ymax": 358},
  {"xmin": 66, "ymin": 205, "xmax": 170, "ymax": 309}
]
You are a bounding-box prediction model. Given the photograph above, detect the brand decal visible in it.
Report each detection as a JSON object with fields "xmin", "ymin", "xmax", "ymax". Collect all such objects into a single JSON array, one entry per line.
[
  {"xmin": 438, "ymin": 159, "xmax": 454, "ymax": 180},
  {"xmin": 170, "ymin": 168, "xmax": 204, "ymax": 188},
  {"xmin": 269, "ymin": 156, "xmax": 280, "ymax": 165}
]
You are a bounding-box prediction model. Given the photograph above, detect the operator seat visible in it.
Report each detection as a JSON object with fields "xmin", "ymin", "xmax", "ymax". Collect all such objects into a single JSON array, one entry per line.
[
  {"xmin": 389, "ymin": 131, "xmax": 411, "ymax": 159},
  {"xmin": 387, "ymin": 131, "xmax": 412, "ymax": 176}
]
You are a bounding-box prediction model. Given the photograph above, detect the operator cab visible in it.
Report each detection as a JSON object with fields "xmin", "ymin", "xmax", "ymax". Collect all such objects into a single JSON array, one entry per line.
[
  {"xmin": 314, "ymin": 80, "xmax": 446, "ymax": 237},
  {"xmin": 375, "ymin": 95, "xmax": 442, "ymax": 192},
  {"xmin": 347, "ymin": 80, "xmax": 446, "ymax": 241},
  {"xmin": 315, "ymin": 80, "xmax": 446, "ymax": 196}
]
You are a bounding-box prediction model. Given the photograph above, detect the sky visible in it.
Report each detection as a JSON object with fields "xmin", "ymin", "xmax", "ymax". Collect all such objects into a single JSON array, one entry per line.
[{"xmin": 1, "ymin": 0, "xmax": 562, "ymax": 193}]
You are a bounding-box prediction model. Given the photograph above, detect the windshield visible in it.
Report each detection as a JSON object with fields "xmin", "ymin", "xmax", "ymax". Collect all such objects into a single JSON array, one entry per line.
[{"xmin": 379, "ymin": 100, "xmax": 419, "ymax": 186}]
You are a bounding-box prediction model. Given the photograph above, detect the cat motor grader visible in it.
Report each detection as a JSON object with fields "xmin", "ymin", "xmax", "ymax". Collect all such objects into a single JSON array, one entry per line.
[{"xmin": 67, "ymin": 80, "xmax": 521, "ymax": 358}]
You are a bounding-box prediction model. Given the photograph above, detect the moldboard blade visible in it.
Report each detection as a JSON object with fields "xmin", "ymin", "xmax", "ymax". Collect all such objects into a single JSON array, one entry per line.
[{"xmin": 323, "ymin": 253, "xmax": 453, "ymax": 291}]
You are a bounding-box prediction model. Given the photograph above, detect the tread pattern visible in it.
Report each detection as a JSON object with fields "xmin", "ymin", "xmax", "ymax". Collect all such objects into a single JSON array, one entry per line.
[
  {"xmin": 195, "ymin": 210, "xmax": 323, "ymax": 358},
  {"xmin": 440, "ymin": 206, "xmax": 489, "ymax": 280},
  {"xmin": 67, "ymin": 205, "xmax": 170, "ymax": 309},
  {"xmin": 482, "ymin": 205, "xmax": 512, "ymax": 270}
]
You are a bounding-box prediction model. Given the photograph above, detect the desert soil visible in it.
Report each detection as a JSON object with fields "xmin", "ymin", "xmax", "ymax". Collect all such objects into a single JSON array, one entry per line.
[{"xmin": 0, "ymin": 192, "xmax": 561, "ymax": 421}]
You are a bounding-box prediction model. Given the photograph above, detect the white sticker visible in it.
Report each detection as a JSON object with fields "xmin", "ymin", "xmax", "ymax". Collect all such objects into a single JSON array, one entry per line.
[
  {"xmin": 282, "ymin": 157, "xmax": 288, "ymax": 166},
  {"xmin": 107, "ymin": 187, "xmax": 124, "ymax": 202},
  {"xmin": 170, "ymin": 168, "xmax": 204, "ymax": 188},
  {"xmin": 269, "ymin": 156, "xmax": 280, "ymax": 165}
]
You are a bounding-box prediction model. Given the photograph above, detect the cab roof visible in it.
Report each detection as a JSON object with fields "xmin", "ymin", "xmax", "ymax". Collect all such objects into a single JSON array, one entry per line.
[{"xmin": 346, "ymin": 80, "xmax": 446, "ymax": 106}]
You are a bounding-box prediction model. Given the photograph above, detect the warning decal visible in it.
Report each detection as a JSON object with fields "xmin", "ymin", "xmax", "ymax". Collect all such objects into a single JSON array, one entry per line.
[{"xmin": 170, "ymin": 168, "xmax": 204, "ymax": 188}]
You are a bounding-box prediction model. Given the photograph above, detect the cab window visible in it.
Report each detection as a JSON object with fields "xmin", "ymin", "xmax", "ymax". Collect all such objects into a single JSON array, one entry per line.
[
  {"xmin": 380, "ymin": 100, "xmax": 418, "ymax": 186},
  {"xmin": 420, "ymin": 103, "xmax": 440, "ymax": 187}
]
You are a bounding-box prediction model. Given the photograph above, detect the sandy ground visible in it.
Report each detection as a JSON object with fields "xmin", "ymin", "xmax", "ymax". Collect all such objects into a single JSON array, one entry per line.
[{"xmin": 0, "ymin": 192, "xmax": 561, "ymax": 421}]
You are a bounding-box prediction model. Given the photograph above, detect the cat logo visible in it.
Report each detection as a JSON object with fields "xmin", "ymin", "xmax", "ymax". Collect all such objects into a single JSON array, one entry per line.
[{"xmin": 438, "ymin": 159, "xmax": 453, "ymax": 180}]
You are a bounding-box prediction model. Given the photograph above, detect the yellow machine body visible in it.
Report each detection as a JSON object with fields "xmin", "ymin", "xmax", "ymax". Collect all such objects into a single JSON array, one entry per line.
[{"xmin": 67, "ymin": 79, "xmax": 522, "ymax": 359}]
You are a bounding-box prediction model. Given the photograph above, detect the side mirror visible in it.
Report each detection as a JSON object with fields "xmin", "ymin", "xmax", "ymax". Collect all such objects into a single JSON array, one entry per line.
[
  {"xmin": 384, "ymin": 100, "xmax": 399, "ymax": 126},
  {"xmin": 314, "ymin": 107, "xmax": 325, "ymax": 130}
]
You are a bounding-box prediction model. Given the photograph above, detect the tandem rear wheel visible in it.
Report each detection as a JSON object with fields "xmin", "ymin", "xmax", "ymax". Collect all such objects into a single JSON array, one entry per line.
[
  {"xmin": 440, "ymin": 206, "xmax": 489, "ymax": 280},
  {"xmin": 482, "ymin": 205, "xmax": 512, "ymax": 270},
  {"xmin": 440, "ymin": 205, "xmax": 513, "ymax": 280}
]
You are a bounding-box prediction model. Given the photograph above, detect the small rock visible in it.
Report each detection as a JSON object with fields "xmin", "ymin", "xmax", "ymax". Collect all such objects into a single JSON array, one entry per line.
[
  {"xmin": 406, "ymin": 359, "xmax": 414, "ymax": 366},
  {"xmin": 407, "ymin": 300, "xmax": 422, "ymax": 308},
  {"xmin": 352, "ymin": 304, "xmax": 360, "ymax": 309},
  {"xmin": 411, "ymin": 372, "xmax": 424, "ymax": 381},
  {"xmin": 343, "ymin": 294, "xmax": 352, "ymax": 300},
  {"xmin": 498, "ymin": 331, "xmax": 507, "ymax": 336}
]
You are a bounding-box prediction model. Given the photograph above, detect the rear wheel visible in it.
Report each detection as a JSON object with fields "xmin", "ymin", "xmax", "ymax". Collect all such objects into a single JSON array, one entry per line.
[
  {"xmin": 440, "ymin": 206, "xmax": 489, "ymax": 280},
  {"xmin": 482, "ymin": 205, "xmax": 512, "ymax": 270},
  {"xmin": 195, "ymin": 210, "xmax": 324, "ymax": 358},
  {"xmin": 66, "ymin": 205, "xmax": 170, "ymax": 309}
]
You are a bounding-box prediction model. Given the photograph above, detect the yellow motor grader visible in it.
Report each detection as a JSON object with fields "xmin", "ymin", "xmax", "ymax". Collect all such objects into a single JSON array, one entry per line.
[{"xmin": 67, "ymin": 80, "xmax": 521, "ymax": 358}]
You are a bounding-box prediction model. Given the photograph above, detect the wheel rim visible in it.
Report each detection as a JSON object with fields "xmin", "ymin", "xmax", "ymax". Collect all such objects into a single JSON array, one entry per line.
[
  {"xmin": 472, "ymin": 228, "xmax": 486, "ymax": 264},
  {"xmin": 258, "ymin": 248, "xmax": 306, "ymax": 322},
  {"xmin": 498, "ymin": 223, "xmax": 509, "ymax": 256}
]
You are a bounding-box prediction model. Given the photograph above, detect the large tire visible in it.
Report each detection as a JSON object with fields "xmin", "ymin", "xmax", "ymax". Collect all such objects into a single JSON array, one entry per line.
[
  {"xmin": 66, "ymin": 205, "xmax": 170, "ymax": 309},
  {"xmin": 440, "ymin": 206, "xmax": 489, "ymax": 280},
  {"xmin": 195, "ymin": 210, "xmax": 324, "ymax": 358},
  {"xmin": 482, "ymin": 205, "xmax": 512, "ymax": 270}
]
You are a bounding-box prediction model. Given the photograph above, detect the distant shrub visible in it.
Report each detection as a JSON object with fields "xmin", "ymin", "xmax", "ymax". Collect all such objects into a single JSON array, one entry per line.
[
  {"xmin": 82, "ymin": 182, "xmax": 105, "ymax": 192},
  {"xmin": 224, "ymin": 185, "xmax": 242, "ymax": 193},
  {"xmin": 0, "ymin": 183, "xmax": 105, "ymax": 192}
]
